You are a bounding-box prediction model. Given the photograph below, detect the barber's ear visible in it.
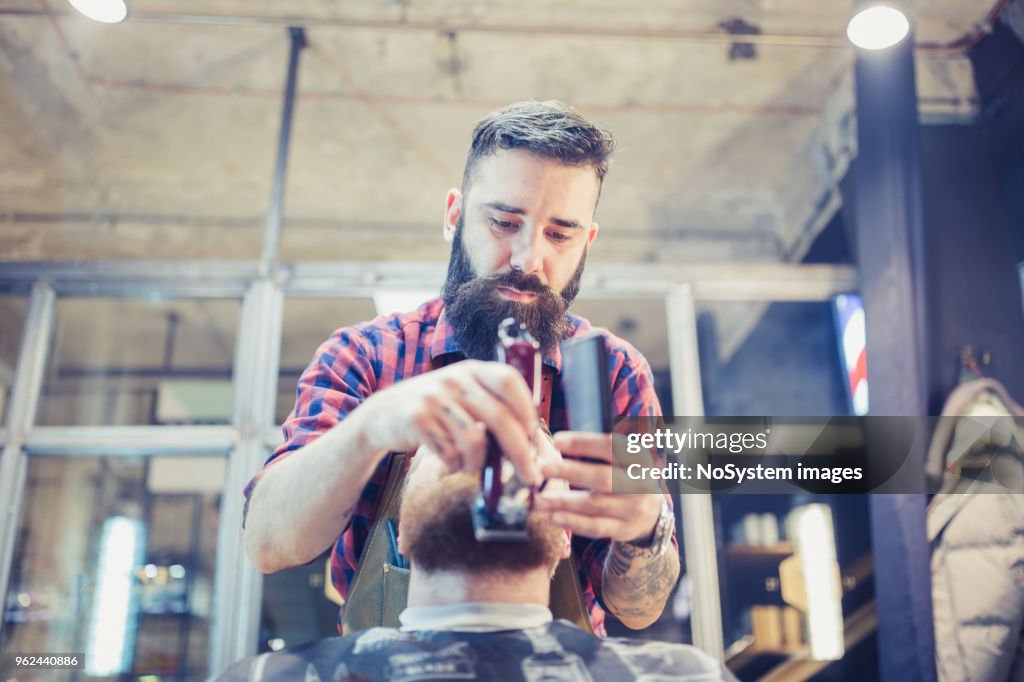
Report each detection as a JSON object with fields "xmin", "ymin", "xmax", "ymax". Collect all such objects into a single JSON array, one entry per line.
[{"xmin": 443, "ymin": 189, "xmax": 462, "ymax": 243}]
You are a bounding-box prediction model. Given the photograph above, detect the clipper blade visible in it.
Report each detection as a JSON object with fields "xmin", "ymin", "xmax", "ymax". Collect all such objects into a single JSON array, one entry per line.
[{"xmin": 471, "ymin": 492, "xmax": 531, "ymax": 542}]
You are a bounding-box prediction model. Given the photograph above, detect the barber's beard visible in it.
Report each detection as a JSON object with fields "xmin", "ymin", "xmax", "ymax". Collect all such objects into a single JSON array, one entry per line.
[
  {"xmin": 399, "ymin": 471, "xmax": 564, "ymax": 574},
  {"xmin": 441, "ymin": 217, "xmax": 586, "ymax": 361}
]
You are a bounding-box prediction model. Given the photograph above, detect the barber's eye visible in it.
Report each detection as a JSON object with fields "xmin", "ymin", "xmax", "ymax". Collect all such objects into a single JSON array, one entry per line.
[
  {"xmin": 489, "ymin": 218, "xmax": 517, "ymax": 230},
  {"xmin": 548, "ymin": 231, "xmax": 571, "ymax": 243}
]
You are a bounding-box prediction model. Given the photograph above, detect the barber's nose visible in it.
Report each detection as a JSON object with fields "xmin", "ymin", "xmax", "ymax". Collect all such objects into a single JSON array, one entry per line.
[{"xmin": 509, "ymin": 230, "xmax": 543, "ymax": 275}]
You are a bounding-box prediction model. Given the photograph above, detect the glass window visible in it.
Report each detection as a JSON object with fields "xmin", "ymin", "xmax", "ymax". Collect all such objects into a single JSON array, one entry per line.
[
  {"xmin": 38, "ymin": 298, "xmax": 240, "ymax": 427},
  {"xmin": 0, "ymin": 454, "xmax": 225, "ymax": 680},
  {"xmin": 0, "ymin": 295, "xmax": 28, "ymax": 424},
  {"xmin": 256, "ymin": 297, "xmax": 381, "ymax": 649}
]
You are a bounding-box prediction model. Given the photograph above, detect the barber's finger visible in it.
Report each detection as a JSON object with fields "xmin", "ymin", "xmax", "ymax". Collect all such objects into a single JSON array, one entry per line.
[
  {"xmin": 555, "ymin": 432, "xmax": 660, "ymax": 476},
  {"xmin": 423, "ymin": 418, "xmax": 463, "ymax": 472},
  {"xmin": 436, "ymin": 402, "xmax": 486, "ymax": 471},
  {"xmin": 455, "ymin": 382, "xmax": 538, "ymax": 483},
  {"xmin": 406, "ymin": 392, "xmax": 459, "ymax": 468},
  {"xmin": 541, "ymin": 458, "xmax": 662, "ymax": 494},
  {"xmin": 552, "ymin": 432, "xmax": 616, "ymax": 463},
  {"xmin": 545, "ymin": 510, "xmax": 621, "ymax": 540},
  {"xmin": 500, "ymin": 439, "xmax": 542, "ymax": 486},
  {"xmin": 540, "ymin": 458, "xmax": 615, "ymax": 492},
  {"xmin": 535, "ymin": 490, "xmax": 632, "ymax": 520},
  {"xmin": 468, "ymin": 362, "xmax": 538, "ymax": 433}
]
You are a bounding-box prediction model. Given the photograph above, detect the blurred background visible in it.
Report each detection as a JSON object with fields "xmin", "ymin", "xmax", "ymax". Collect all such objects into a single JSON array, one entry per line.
[{"xmin": 1, "ymin": 0, "xmax": 1023, "ymax": 680}]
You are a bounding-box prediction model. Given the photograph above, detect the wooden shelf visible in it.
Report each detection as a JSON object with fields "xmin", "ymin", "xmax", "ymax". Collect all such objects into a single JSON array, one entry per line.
[
  {"xmin": 724, "ymin": 542, "xmax": 794, "ymax": 558},
  {"xmin": 726, "ymin": 600, "xmax": 878, "ymax": 682}
]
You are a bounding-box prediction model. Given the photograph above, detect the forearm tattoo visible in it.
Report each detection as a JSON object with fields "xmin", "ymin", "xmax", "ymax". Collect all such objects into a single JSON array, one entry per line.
[{"xmin": 602, "ymin": 540, "xmax": 680, "ymax": 621}]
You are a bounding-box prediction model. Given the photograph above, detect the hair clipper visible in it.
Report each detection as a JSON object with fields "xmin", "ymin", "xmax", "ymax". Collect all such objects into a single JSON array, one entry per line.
[{"xmin": 471, "ymin": 317, "xmax": 542, "ymax": 542}]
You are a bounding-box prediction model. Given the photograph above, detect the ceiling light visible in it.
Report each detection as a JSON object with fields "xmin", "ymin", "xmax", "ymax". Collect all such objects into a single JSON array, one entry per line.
[
  {"xmin": 68, "ymin": 0, "xmax": 128, "ymax": 24},
  {"xmin": 847, "ymin": 5, "xmax": 910, "ymax": 50}
]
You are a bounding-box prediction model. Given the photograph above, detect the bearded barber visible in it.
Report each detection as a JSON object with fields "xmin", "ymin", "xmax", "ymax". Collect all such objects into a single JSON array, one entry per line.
[{"xmin": 243, "ymin": 101, "xmax": 680, "ymax": 636}]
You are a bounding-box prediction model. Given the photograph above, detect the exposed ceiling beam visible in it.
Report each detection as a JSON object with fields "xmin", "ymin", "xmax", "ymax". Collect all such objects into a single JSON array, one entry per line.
[
  {"xmin": 3, "ymin": 2, "xmax": 1012, "ymax": 54},
  {"xmin": 1, "ymin": 7, "xmax": 850, "ymax": 48}
]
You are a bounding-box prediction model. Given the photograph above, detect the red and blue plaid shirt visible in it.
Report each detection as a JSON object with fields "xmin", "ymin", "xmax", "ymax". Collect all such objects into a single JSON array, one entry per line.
[{"xmin": 244, "ymin": 297, "xmax": 668, "ymax": 636}]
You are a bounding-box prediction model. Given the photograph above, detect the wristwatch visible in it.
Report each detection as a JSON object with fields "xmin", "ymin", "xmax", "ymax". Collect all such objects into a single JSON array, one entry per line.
[{"xmin": 626, "ymin": 499, "xmax": 675, "ymax": 555}]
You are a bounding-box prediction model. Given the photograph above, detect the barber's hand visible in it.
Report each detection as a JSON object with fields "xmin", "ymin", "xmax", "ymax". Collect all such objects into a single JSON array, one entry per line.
[
  {"xmin": 535, "ymin": 432, "xmax": 663, "ymax": 544},
  {"xmin": 359, "ymin": 360, "xmax": 541, "ymax": 483}
]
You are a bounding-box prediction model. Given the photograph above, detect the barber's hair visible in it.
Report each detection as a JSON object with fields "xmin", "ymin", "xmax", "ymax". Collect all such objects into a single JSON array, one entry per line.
[{"xmin": 462, "ymin": 100, "xmax": 615, "ymax": 193}]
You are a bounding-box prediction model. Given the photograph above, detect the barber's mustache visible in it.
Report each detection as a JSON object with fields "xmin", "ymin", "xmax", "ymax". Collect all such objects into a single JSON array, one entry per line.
[{"xmin": 477, "ymin": 270, "xmax": 552, "ymax": 297}]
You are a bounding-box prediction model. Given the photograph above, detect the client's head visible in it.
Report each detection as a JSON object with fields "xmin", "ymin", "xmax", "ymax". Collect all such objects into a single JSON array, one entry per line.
[{"xmin": 397, "ymin": 448, "xmax": 570, "ymax": 581}]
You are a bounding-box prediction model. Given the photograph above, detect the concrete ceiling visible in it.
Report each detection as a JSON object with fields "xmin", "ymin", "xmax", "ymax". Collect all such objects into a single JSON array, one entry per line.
[
  {"xmin": 0, "ymin": 0, "xmax": 996, "ymax": 265},
  {"xmin": 0, "ymin": 1, "xmax": 1007, "ymax": 397}
]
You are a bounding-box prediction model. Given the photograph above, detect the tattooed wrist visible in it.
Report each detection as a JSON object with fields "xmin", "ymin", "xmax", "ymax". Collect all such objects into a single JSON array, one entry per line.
[
  {"xmin": 602, "ymin": 547, "xmax": 681, "ymax": 625},
  {"xmin": 624, "ymin": 500, "xmax": 674, "ymax": 553},
  {"xmin": 612, "ymin": 537, "xmax": 660, "ymax": 565}
]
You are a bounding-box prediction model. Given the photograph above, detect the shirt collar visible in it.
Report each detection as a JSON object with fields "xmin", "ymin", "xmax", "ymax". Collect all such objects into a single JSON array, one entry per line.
[
  {"xmin": 399, "ymin": 602, "xmax": 553, "ymax": 633},
  {"xmin": 429, "ymin": 305, "xmax": 463, "ymax": 362},
  {"xmin": 431, "ymin": 303, "xmax": 566, "ymax": 372}
]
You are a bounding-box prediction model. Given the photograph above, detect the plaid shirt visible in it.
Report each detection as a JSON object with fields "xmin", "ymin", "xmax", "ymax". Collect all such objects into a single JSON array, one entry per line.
[{"xmin": 244, "ymin": 297, "xmax": 668, "ymax": 636}]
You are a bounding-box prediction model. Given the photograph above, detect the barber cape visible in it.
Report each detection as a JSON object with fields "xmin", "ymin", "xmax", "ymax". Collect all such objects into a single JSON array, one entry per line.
[{"xmin": 213, "ymin": 603, "xmax": 737, "ymax": 682}]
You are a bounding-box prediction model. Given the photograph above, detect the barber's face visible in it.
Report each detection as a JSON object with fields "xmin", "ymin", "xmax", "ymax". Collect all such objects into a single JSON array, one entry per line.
[{"xmin": 440, "ymin": 149, "xmax": 600, "ymax": 359}]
